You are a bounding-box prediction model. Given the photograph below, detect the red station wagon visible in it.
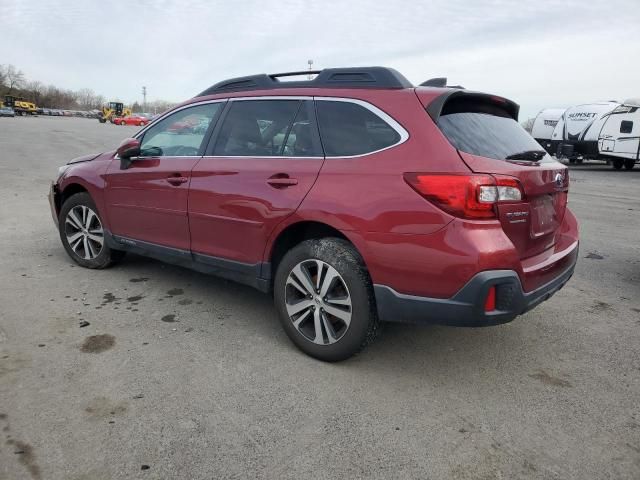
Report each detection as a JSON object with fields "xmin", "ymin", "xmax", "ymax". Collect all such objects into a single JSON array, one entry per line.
[{"xmin": 49, "ymin": 67, "xmax": 579, "ymax": 361}]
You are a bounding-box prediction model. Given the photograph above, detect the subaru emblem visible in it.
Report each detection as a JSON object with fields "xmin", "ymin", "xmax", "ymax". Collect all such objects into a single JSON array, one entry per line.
[{"xmin": 554, "ymin": 172, "xmax": 564, "ymax": 188}]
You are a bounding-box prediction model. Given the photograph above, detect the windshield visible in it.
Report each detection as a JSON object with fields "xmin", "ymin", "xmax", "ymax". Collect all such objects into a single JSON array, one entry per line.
[{"xmin": 437, "ymin": 110, "xmax": 548, "ymax": 161}]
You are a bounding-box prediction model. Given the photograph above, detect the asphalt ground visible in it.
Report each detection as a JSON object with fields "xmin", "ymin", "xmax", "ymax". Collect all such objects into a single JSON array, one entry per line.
[{"xmin": 0, "ymin": 116, "xmax": 639, "ymax": 479}]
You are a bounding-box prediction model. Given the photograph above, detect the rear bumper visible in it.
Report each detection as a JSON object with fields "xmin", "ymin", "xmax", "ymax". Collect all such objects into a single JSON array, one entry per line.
[{"xmin": 374, "ymin": 244, "xmax": 577, "ymax": 327}]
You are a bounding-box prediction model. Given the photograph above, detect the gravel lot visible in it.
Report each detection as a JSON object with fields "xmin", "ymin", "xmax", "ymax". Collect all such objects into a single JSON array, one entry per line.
[{"xmin": 0, "ymin": 116, "xmax": 639, "ymax": 480}]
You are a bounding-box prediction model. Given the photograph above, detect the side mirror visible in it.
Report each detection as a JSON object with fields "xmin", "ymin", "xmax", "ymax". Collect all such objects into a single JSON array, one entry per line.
[
  {"xmin": 117, "ymin": 138, "xmax": 141, "ymax": 169},
  {"xmin": 117, "ymin": 138, "xmax": 141, "ymax": 160}
]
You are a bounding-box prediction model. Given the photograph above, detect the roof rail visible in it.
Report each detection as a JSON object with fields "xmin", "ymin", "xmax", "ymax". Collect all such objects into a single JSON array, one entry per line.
[
  {"xmin": 196, "ymin": 67, "xmax": 413, "ymax": 96},
  {"xmin": 420, "ymin": 77, "xmax": 465, "ymax": 89}
]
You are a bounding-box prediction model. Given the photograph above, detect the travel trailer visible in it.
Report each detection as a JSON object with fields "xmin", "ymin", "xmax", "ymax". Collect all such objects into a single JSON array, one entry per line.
[
  {"xmin": 550, "ymin": 101, "xmax": 619, "ymax": 162},
  {"xmin": 531, "ymin": 108, "xmax": 565, "ymax": 154},
  {"xmin": 598, "ymin": 99, "xmax": 639, "ymax": 170}
]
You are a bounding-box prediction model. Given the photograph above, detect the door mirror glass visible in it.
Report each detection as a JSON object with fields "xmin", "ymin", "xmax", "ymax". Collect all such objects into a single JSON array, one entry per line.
[{"xmin": 117, "ymin": 138, "xmax": 141, "ymax": 159}]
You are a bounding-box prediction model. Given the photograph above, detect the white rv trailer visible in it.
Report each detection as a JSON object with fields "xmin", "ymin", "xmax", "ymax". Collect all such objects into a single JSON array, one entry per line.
[
  {"xmin": 550, "ymin": 101, "xmax": 620, "ymax": 162},
  {"xmin": 531, "ymin": 108, "xmax": 565, "ymax": 154},
  {"xmin": 598, "ymin": 99, "xmax": 640, "ymax": 170}
]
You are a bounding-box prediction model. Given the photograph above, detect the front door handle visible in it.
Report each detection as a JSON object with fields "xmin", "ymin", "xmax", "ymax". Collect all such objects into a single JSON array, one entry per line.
[
  {"xmin": 166, "ymin": 174, "xmax": 188, "ymax": 186},
  {"xmin": 267, "ymin": 174, "xmax": 298, "ymax": 188}
]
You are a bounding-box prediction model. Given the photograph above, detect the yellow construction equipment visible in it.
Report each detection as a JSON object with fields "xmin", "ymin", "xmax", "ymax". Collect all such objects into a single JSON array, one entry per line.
[
  {"xmin": 2, "ymin": 95, "xmax": 37, "ymax": 115},
  {"xmin": 99, "ymin": 102, "xmax": 132, "ymax": 123}
]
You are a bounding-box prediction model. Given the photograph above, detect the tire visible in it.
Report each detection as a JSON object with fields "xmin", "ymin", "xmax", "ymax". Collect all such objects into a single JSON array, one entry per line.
[
  {"xmin": 138, "ymin": 121, "xmax": 143, "ymax": 126},
  {"xmin": 273, "ymin": 238, "xmax": 379, "ymax": 362},
  {"xmin": 624, "ymin": 159, "xmax": 635, "ymax": 170},
  {"xmin": 613, "ymin": 159, "xmax": 624, "ymax": 170},
  {"xmin": 58, "ymin": 192, "xmax": 125, "ymax": 269},
  {"xmin": 120, "ymin": 120, "xmax": 126, "ymax": 126}
]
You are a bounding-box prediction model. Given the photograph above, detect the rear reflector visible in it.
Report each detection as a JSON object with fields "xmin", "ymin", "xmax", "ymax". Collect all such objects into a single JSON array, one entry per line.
[
  {"xmin": 403, "ymin": 173, "xmax": 524, "ymax": 219},
  {"xmin": 484, "ymin": 286, "xmax": 496, "ymax": 312}
]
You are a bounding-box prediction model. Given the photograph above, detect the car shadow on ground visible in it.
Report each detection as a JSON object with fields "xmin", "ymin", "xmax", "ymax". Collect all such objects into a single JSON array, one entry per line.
[{"xmin": 83, "ymin": 251, "xmax": 538, "ymax": 382}]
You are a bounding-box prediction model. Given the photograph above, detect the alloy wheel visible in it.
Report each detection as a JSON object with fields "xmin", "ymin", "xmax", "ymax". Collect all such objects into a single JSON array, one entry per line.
[
  {"xmin": 64, "ymin": 205, "xmax": 104, "ymax": 260},
  {"xmin": 285, "ymin": 259, "xmax": 352, "ymax": 345}
]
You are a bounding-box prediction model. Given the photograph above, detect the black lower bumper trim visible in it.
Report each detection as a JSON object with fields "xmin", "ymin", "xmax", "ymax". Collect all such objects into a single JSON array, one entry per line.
[{"xmin": 374, "ymin": 256, "xmax": 576, "ymax": 327}]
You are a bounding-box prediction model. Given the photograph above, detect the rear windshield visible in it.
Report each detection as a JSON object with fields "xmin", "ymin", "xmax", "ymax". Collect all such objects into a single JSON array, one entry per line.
[{"xmin": 436, "ymin": 98, "xmax": 547, "ymax": 161}]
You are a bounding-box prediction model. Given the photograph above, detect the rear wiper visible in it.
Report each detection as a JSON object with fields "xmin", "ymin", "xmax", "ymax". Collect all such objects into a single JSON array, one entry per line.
[{"xmin": 505, "ymin": 150, "xmax": 547, "ymax": 161}]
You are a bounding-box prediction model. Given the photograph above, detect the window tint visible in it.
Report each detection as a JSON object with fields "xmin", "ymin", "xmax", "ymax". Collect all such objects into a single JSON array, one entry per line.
[
  {"xmin": 140, "ymin": 103, "xmax": 222, "ymax": 157},
  {"xmin": 316, "ymin": 101, "xmax": 401, "ymax": 156},
  {"xmin": 213, "ymin": 100, "xmax": 304, "ymax": 156},
  {"xmin": 620, "ymin": 120, "xmax": 633, "ymax": 134},
  {"xmin": 438, "ymin": 110, "xmax": 547, "ymax": 161}
]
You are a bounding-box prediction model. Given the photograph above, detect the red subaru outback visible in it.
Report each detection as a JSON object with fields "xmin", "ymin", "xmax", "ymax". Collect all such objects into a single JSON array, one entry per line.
[{"xmin": 49, "ymin": 67, "xmax": 579, "ymax": 361}]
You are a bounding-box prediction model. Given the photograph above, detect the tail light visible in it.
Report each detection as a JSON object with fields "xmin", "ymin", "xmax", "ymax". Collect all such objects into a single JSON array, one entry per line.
[{"xmin": 403, "ymin": 173, "xmax": 524, "ymax": 219}]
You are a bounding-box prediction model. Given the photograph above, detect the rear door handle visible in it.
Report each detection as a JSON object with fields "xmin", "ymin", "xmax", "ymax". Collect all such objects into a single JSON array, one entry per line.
[
  {"xmin": 166, "ymin": 175, "xmax": 188, "ymax": 186},
  {"xmin": 267, "ymin": 174, "xmax": 298, "ymax": 188}
]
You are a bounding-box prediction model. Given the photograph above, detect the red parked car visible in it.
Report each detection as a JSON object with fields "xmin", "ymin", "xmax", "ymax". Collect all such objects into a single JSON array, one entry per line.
[
  {"xmin": 49, "ymin": 67, "xmax": 578, "ymax": 361},
  {"xmin": 113, "ymin": 115, "xmax": 149, "ymax": 127}
]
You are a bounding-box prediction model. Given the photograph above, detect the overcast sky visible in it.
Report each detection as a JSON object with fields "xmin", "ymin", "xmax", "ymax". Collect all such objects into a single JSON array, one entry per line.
[{"xmin": 1, "ymin": 0, "xmax": 639, "ymax": 119}]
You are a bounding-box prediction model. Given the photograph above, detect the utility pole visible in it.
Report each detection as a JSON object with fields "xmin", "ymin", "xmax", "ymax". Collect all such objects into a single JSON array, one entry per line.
[
  {"xmin": 142, "ymin": 86, "xmax": 147, "ymax": 113},
  {"xmin": 307, "ymin": 59, "xmax": 314, "ymax": 79}
]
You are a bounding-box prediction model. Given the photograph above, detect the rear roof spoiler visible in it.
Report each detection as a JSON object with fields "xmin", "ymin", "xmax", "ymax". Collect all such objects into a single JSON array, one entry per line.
[{"xmin": 425, "ymin": 89, "xmax": 520, "ymax": 121}]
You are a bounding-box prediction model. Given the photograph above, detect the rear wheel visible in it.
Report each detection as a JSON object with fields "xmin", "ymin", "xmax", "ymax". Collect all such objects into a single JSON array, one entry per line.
[
  {"xmin": 274, "ymin": 238, "xmax": 378, "ymax": 362},
  {"xmin": 120, "ymin": 120, "xmax": 126, "ymax": 126},
  {"xmin": 613, "ymin": 159, "xmax": 624, "ymax": 170},
  {"xmin": 624, "ymin": 159, "xmax": 635, "ymax": 170},
  {"xmin": 58, "ymin": 192, "xmax": 125, "ymax": 269}
]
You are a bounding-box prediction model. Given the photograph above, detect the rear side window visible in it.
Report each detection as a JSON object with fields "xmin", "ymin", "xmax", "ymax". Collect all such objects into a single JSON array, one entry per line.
[
  {"xmin": 620, "ymin": 120, "xmax": 633, "ymax": 134},
  {"xmin": 214, "ymin": 100, "xmax": 320, "ymax": 157},
  {"xmin": 316, "ymin": 100, "xmax": 401, "ymax": 156},
  {"xmin": 437, "ymin": 97, "xmax": 547, "ymax": 161}
]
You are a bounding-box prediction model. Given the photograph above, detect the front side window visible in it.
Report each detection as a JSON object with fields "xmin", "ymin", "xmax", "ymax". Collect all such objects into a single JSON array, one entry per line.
[
  {"xmin": 620, "ymin": 120, "xmax": 633, "ymax": 134},
  {"xmin": 139, "ymin": 102, "xmax": 223, "ymax": 157},
  {"xmin": 315, "ymin": 100, "xmax": 401, "ymax": 156},
  {"xmin": 213, "ymin": 100, "xmax": 307, "ymax": 156}
]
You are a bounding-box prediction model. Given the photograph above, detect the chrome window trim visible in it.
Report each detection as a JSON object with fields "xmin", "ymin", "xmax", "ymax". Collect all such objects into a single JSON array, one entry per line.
[
  {"xmin": 125, "ymin": 95, "xmax": 408, "ymax": 160},
  {"xmin": 201, "ymin": 155, "xmax": 324, "ymax": 159}
]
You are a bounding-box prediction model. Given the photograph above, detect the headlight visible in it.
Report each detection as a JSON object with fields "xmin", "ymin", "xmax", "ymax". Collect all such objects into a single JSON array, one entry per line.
[{"xmin": 57, "ymin": 164, "xmax": 71, "ymax": 181}]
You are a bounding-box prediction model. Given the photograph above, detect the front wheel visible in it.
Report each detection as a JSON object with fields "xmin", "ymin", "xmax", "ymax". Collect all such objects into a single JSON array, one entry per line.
[
  {"xmin": 274, "ymin": 238, "xmax": 379, "ymax": 362},
  {"xmin": 58, "ymin": 192, "xmax": 125, "ymax": 269}
]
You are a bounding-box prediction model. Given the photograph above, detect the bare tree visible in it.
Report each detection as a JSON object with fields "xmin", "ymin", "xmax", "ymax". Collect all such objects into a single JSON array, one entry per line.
[
  {"xmin": 0, "ymin": 65, "xmax": 6, "ymax": 88},
  {"xmin": 94, "ymin": 94, "xmax": 105, "ymax": 110},
  {"xmin": 4, "ymin": 65, "xmax": 25, "ymax": 94},
  {"xmin": 25, "ymin": 80, "xmax": 45, "ymax": 105},
  {"xmin": 75, "ymin": 88, "xmax": 97, "ymax": 110}
]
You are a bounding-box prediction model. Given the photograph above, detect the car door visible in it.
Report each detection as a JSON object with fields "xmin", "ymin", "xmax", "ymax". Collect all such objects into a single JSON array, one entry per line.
[
  {"xmin": 104, "ymin": 101, "xmax": 224, "ymax": 251},
  {"xmin": 189, "ymin": 98, "xmax": 324, "ymax": 268}
]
